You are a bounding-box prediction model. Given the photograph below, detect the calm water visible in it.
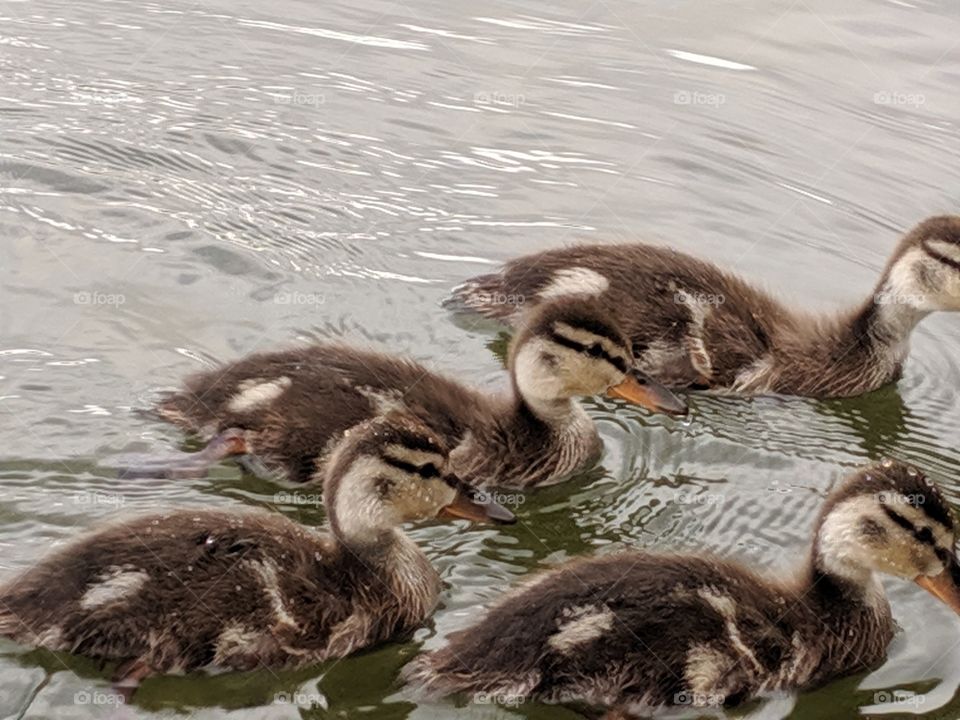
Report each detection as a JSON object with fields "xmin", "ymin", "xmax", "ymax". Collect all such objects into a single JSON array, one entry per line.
[{"xmin": 2, "ymin": 0, "xmax": 960, "ymax": 718}]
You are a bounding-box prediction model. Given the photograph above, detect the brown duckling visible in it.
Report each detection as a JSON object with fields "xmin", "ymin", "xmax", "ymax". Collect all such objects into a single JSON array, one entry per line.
[
  {"xmin": 136, "ymin": 297, "xmax": 686, "ymax": 486},
  {"xmin": 405, "ymin": 459, "xmax": 960, "ymax": 714},
  {"xmin": 450, "ymin": 216, "xmax": 960, "ymax": 398},
  {"xmin": 0, "ymin": 414, "xmax": 514, "ymax": 695}
]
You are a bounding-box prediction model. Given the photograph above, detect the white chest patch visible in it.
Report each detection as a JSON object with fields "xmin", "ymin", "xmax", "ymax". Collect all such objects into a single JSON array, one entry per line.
[
  {"xmin": 227, "ymin": 376, "xmax": 292, "ymax": 413},
  {"xmin": 79, "ymin": 565, "xmax": 150, "ymax": 610},
  {"xmin": 538, "ymin": 267, "xmax": 610, "ymax": 299},
  {"xmin": 547, "ymin": 604, "xmax": 615, "ymax": 653}
]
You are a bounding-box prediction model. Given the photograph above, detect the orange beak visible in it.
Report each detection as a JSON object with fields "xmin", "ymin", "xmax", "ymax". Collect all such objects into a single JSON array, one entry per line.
[
  {"xmin": 606, "ymin": 371, "xmax": 688, "ymax": 417},
  {"xmin": 915, "ymin": 556, "xmax": 960, "ymax": 615},
  {"xmin": 439, "ymin": 479, "xmax": 516, "ymax": 524}
]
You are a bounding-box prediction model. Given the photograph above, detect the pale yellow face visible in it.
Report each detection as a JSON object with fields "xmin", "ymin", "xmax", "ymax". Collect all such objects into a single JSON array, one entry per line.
[
  {"xmin": 514, "ymin": 322, "xmax": 631, "ymax": 402},
  {"xmin": 378, "ymin": 444, "xmax": 457, "ymax": 523},
  {"xmin": 330, "ymin": 444, "xmax": 456, "ymax": 543},
  {"xmin": 887, "ymin": 244, "xmax": 960, "ymax": 312},
  {"xmin": 818, "ymin": 493, "xmax": 955, "ymax": 581}
]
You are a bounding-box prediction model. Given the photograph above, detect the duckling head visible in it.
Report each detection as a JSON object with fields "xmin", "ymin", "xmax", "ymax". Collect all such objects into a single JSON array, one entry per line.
[
  {"xmin": 509, "ymin": 297, "xmax": 687, "ymax": 417},
  {"xmin": 815, "ymin": 459, "xmax": 960, "ymax": 613},
  {"xmin": 879, "ymin": 215, "xmax": 960, "ymax": 313},
  {"xmin": 323, "ymin": 414, "xmax": 515, "ymax": 546}
]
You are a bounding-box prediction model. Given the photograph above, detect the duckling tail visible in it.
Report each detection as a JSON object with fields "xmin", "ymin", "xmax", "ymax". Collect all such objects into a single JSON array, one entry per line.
[
  {"xmin": 444, "ymin": 273, "xmax": 519, "ymax": 321},
  {"xmin": 402, "ymin": 647, "xmax": 540, "ymax": 703}
]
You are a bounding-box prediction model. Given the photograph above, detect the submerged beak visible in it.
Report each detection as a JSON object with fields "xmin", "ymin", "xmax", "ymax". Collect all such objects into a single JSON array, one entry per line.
[
  {"xmin": 439, "ymin": 477, "xmax": 516, "ymax": 525},
  {"xmin": 606, "ymin": 371, "xmax": 688, "ymax": 417},
  {"xmin": 915, "ymin": 555, "xmax": 960, "ymax": 615}
]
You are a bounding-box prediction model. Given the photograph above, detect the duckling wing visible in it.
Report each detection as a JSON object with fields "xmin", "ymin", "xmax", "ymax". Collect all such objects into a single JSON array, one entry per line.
[
  {"xmin": 153, "ymin": 344, "xmax": 479, "ymax": 482},
  {"xmin": 405, "ymin": 553, "xmax": 801, "ymax": 708},
  {"xmin": 0, "ymin": 509, "xmax": 344, "ymax": 673},
  {"xmin": 451, "ymin": 244, "xmax": 783, "ymax": 390}
]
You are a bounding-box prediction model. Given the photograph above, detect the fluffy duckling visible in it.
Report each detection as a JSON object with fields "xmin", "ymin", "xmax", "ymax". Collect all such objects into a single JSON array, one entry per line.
[
  {"xmin": 140, "ymin": 297, "xmax": 686, "ymax": 486},
  {"xmin": 405, "ymin": 459, "xmax": 960, "ymax": 714},
  {"xmin": 0, "ymin": 414, "xmax": 514, "ymax": 694},
  {"xmin": 450, "ymin": 216, "xmax": 960, "ymax": 397}
]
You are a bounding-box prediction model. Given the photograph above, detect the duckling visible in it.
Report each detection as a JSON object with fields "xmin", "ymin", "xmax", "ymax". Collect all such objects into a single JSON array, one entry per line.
[
  {"xmin": 138, "ymin": 297, "xmax": 686, "ymax": 486},
  {"xmin": 405, "ymin": 459, "xmax": 960, "ymax": 714},
  {"xmin": 450, "ymin": 216, "xmax": 960, "ymax": 398},
  {"xmin": 0, "ymin": 414, "xmax": 515, "ymax": 695}
]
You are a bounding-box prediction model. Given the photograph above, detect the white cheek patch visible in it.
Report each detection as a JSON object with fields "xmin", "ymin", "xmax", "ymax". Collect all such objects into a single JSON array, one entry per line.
[
  {"xmin": 539, "ymin": 267, "xmax": 609, "ymax": 299},
  {"xmin": 333, "ymin": 456, "xmax": 396, "ymax": 541},
  {"xmin": 547, "ymin": 604, "xmax": 615, "ymax": 653},
  {"xmin": 227, "ymin": 377, "xmax": 292, "ymax": 413},
  {"xmin": 79, "ymin": 566, "xmax": 150, "ymax": 610}
]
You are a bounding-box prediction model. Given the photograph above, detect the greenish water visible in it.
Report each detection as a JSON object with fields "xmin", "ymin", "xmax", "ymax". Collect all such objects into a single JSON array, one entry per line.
[{"xmin": 2, "ymin": 0, "xmax": 960, "ymax": 718}]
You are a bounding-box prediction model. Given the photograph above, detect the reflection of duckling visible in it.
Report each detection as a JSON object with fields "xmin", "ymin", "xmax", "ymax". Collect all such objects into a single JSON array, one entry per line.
[
  {"xmin": 139, "ymin": 297, "xmax": 685, "ymax": 486},
  {"xmin": 451, "ymin": 216, "xmax": 960, "ymax": 397},
  {"xmin": 0, "ymin": 415, "xmax": 514, "ymax": 695},
  {"xmin": 406, "ymin": 460, "xmax": 960, "ymax": 714}
]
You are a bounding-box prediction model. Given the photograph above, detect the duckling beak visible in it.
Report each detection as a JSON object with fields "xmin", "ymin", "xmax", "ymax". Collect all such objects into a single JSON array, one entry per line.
[
  {"xmin": 915, "ymin": 555, "xmax": 960, "ymax": 614},
  {"xmin": 439, "ymin": 479, "xmax": 517, "ymax": 525},
  {"xmin": 606, "ymin": 371, "xmax": 688, "ymax": 417}
]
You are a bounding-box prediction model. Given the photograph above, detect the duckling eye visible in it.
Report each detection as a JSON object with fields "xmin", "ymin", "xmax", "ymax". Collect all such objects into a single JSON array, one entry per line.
[
  {"xmin": 587, "ymin": 344, "xmax": 603, "ymax": 358},
  {"xmin": 917, "ymin": 527, "xmax": 935, "ymax": 545},
  {"xmin": 419, "ymin": 463, "xmax": 440, "ymax": 479}
]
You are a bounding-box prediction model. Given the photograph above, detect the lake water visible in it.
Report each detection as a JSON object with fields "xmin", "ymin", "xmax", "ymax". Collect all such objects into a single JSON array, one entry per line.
[{"xmin": 2, "ymin": 0, "xmax": 960, "ymax": 718}]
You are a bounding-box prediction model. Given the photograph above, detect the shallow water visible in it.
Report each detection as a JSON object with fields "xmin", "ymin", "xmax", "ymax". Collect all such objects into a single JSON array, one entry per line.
[{"xmin": 2, "ymin": 0, "xmax": 960, "ymax": 717}]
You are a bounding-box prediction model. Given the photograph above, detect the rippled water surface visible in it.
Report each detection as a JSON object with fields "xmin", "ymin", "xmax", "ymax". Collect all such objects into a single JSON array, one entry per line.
[{"xmin": 2, "ymin": 0, "xmax": 960, "ymax": 718}]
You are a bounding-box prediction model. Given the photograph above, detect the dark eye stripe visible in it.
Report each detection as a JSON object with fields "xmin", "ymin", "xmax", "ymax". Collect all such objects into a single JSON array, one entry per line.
[
  {"xmin": 882, "ymin": 505, "xmax": 940, "ymax": 548},
  {"xmin": 382, "ymin": 456, "xmax": 441, "ymax": 479},
  {"xmin": 922, "ymin": 238, "xmax": 960, "ymax": 271},
  {"xmin": 548, "ymin": 332, "xmax": 628, "ymax": 373}
]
